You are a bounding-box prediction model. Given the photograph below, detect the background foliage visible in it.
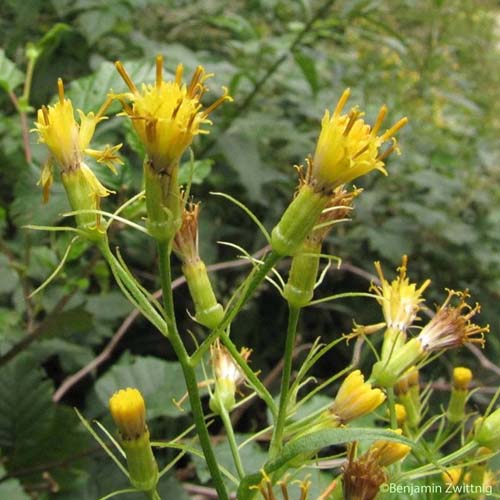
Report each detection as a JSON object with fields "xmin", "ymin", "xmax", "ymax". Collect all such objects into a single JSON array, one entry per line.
[{"xmin": 0, "ymin": 0, "xmax": 499, "ymax": 497}]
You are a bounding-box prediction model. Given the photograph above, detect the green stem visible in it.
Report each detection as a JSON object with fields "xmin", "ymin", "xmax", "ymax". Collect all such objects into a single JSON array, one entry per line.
[
  {"xmin": 148, "ymin": 489, "xmax": 161, "ymax": 500},
  {"xmin": 157, "ymin": 242, "xmax": 229, "ymax": 500},
  {"xmin": 269, "ymin": 305, "xmax": 300, "ymax": 458},
  {"xmin": 219, "ymin": 405, "xmax": 245, "ymax": 479},
  {"xmin": 220, "ymin": 331, "xmax": 277, "ymax": 417},
  {"xmin": 191, "ymin": 251, "xmax": 281, "ymax": 365}
]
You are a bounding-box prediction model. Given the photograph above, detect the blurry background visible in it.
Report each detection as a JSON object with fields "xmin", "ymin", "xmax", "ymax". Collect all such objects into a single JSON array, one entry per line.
[{"xmin": 0, "ymin": 0, "xmax": 499, "ymax": 498}]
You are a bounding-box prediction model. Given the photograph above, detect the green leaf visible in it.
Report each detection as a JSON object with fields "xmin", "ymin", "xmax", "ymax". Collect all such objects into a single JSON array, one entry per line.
[
  {"xmin": 293, "ymin": 50, "xmax": 319, "ymax": 95},
  {"xmin": 94, "ymin": 356, "xmax": 190, "ymax": 418},
  {"xmin": 0, "ymin": 49, "xmax": 24, "ymax": 93},
  {"xmin": 0, "ymin": 354, "xmax": 54, "ymax": 451},
  {"xmin": 86, "ymin": 291, "xmax": 133, "ymax": 322},
  {"xmin": 0, "ymin": 477, "xmax": 30, "ymax": 500},
  {"xmin": 193, "ymin": 434, "xmax": 267, "ymax": 485},
  {"xmin": 178, "ymin": 159, "xmax": 214, "ymax": 185},
  {"xmin": 237, "ymin": 428, "xmax": 413, "ymax": 499},
  {"xmin": 76, "ymin": 9, "xmax": 120, "ymax": 45},
  {"xmin": 0, "ymin": 255, "xmax": 19, "ymax": 294},
  {"xmin": 66, "ymin": 60, "xmax": 157, "ymax": 112}
]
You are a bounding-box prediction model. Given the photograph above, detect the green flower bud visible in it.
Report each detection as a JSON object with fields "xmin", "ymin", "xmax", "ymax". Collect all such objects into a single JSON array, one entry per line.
[
  {"xmin": 271, "ymin": 184, "xmax": 328, "ymax": 256},
  {"xmin": 109, "ymin": 388, "xmax": 158, "ymax": 492},
  {"xmin": 183, "ymin": 260, "xmax": 224, "ymax": 329},
  {"xmin": 283, "ymin": 238, "xmax": 321, "ymax": 308},
  {"xmin": 474, "ymin": 408, "xmax": 500, "ymax": 451}
]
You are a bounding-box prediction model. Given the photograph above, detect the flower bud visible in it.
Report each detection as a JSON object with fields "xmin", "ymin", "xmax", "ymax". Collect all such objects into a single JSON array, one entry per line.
[
  {"xmin": 447, "ymin": 367, "xmax": 472, "ymax": 424},
  {"xmin": 474, "ymin": 408, "xmax": 500, "ymax": 451},
  {"xmin": 283, "ymin": 237, "xmax": 321, "ymax": 307},
  {"xmin": 109, "ymin": 388, "xmax": 158, "ymax": 492},
  {"xmin": 183, "ymin": 260, "xmax": 224, "ymax": 328},
  {"xmin": 330, "ymin": 370, "xmax": 386, "ymax": 424},
  {"xmin": 271, "ymin": 183, "xmax": 329, "ymax": 256}
]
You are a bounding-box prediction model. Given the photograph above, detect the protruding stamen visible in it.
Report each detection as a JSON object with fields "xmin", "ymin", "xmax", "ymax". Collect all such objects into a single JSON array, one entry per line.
[
  {"xmin": 334, "ymin": 88, "xmax": 351, "ymax": 117},
  {"xmin": 57, "ymin": 78, "xmax": 65, "ymax": 104},
  {"xmin": 156, "ymin": 55, "xmax": 163, "ymax": 88},
  {"xmin": 343, "ymin": 110, "xmax": 359, "ymax": 136},
  {"xmin": 201, "ymin": 87, "xmax": 233, "ymax": 118},
  {"xmin": 171, "ymin": 97, "xmax": 183, "ymax": 119},
  {"xmin": 380, "ymin": 117, "xmax": 408, "ymax": 142},
  {"xmin": 188, "ymin": 66, "xmax": 204, "ymax": 97},
  {"xmin": 42, "ymin": 105, "xmax": 50, "ymax": 125},
  {"xmin": 377, "ymin": 142, "xmax": 397, "ymax": 162},
  {"xmin": 96, "ymin": 96, "xmax": 113, "ymax": 120},
  {"xmin": 371, "ymin": 105, "xmax": 388, "ymax": 136},
  {"xmin": 175, "ymin": 64, "xmax": 184, "ymax": 85},
  {"xmin": 115, "ymin": 61, "xmax": 138, "ymax": 93}
]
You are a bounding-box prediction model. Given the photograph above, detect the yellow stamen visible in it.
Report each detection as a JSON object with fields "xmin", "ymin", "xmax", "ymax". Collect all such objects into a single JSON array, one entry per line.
[
  {"xmin": 57, "ymin": 78, "xmax": 65, "ymax": 104},
  {"xmin": 115, "ymin": 61, "xmax": 138, "ymax": 93},
  {"xmin": 334, "ymin": 88, "xmax": 350, "ymax": 116},
  {"xmin": 96, "ymin": 96, "xmax": 113, "ymax": 121},
  {"xmin": 156, "ymin": 55, "xmax": 163, "ymax": 88},
  {"xmin": 188, "ymin": 66, "xmax": 204, "ymax": 97},
  {"xmin": 175, "ymin": 64, "xmax": 184, "ymax": 85},
  {"xmin": 343, "ymin": 109, "xmax": 360, "ymax": 136},
  {"xmin": 42, "ymin": 105, "xmax": 50, "ymax": 125},
  {"xmin": 201, "ymin": 87, "xmax": 233, "ymax": 117},
  {"xmin": 380, "ymin": 117, "xmax": 409, "ymax": 142},
  {"xmin": 371, "ymin": 105, "xmax": 388, "ymax": 136}
]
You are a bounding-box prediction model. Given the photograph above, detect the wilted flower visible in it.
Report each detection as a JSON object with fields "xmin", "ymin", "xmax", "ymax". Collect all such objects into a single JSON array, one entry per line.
[{"xmin": 209, "ymin": 340, "xmax": 251, "ymax": 414}]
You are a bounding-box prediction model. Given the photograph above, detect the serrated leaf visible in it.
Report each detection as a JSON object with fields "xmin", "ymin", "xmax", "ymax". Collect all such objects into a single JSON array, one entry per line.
[
  {"xmin": 94, "ymin": 356, "xmax": 190, "ymax": 418},
  {"xmin": 0, "ymin": 354, "xmax": 54, "ymax": 451},
  {"xmin": 0, "ymin": 49, "xmax": 24, "ymax": 93}
]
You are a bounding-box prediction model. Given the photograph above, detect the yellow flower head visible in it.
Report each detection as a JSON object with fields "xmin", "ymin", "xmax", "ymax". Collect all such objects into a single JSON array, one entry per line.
[
  {"xmin": 312, "ymin": 89, "xmax": 407, "ymax": 191},
  {"xmin": 453, "ymin": 366, "xmax": 473, "ymax": 391},
  {"xmin": 109, "ymin": 387, "xmax": 147, "ymax": 441},
  {"xmin": 417, "ymin": 290, "xmax": 489, "ymax": 352},
  {"xmin": 372, "ymin": 256, "xmax": 431, "ymax": 332},
  {"xmin": 367, "ymin": 429, "xmax": 411, "ymax": 466},
  {"xmin": 172, "ymin": 201, "xmax": 200, "ymax": 264},
  {"xmin": 34, "ymin": 78, "xmax": 122, "ymax": 202},
  {"xmin": 115, "ymin": 55, "xmax": 232, "ymax": 171},
  {"xmin": 330, "ymin": 370, "xmax": 386, "ymax": 424}
]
